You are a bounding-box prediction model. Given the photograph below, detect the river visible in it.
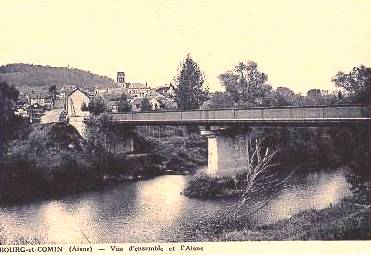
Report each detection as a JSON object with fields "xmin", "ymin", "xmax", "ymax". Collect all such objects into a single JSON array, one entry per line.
[{"xmin": 0, "ymin": 169, "xmax": 352, "ymax": 243}]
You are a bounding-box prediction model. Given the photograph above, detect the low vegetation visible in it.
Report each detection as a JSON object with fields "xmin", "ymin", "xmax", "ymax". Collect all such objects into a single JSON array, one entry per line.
[
  {"xmin": 0, "ymin": 117, "xmax": 208, "ymax": 204},
  {"xmin": 180, "ymin": 200, "xmax": 370, "ymax": 241},
  {"xmin": 0, "ymin": 225, "xmax": 41, "ymax": 245}
]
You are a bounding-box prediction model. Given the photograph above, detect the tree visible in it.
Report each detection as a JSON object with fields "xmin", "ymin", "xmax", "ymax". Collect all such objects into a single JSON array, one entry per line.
[
  {"xmin": 140, "ymin": 97, "xmax": 152, "ymax": 112},
  {"xmin": 272, "ymin": 87, "xmax": 298, "ymax": 106},
  {"xmin": 117, "ymin": 93, "xmax": 131, "ymax": 112},
  {"xmin": 218, "ymin": 61, "xmax": 271, "ymax": 106},
  {"xmin": 49, "ymin": 85, "xmax": 57, "ymax": 108},
  {"xmin": 332, "ymin": 65, "xmax": 370, "ymax": 104},
  {"xmin": 171, "ymin": 54, "xmax": 209, "ymax": 110},
  {"xmin": 0, "ymin": 81, "xmax": 19, "ymax": 123},
  {"xmin": 0, "ymin": 81, "xmax": 19, "ymax": 153},
  {"xmin": 88, "ymin": 96, "xmax": 105, "ymax": 115},
  {"xmin": 303, "ymin": 89, "xmax": 333, "ymax": 106},
  {"xmin": 205, "ymin": 91, "xmax": 234, "ymax": 109}
]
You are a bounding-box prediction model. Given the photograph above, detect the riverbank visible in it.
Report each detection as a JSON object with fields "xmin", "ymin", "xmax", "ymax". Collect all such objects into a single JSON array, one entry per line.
[
  {"xmin": 0, "ymin": 173, "xmax": 369, "ymax": 243},
  {"xmin": 181, "ymin": 200, "xmax": 371, "ymax": 241},
  {"xmin": 180, "ymin": 163, "xmax": 370, "ymax": 240},
  {"xmin": 0, "ymin": 122, "xmax": 207, "ymax": 204}
]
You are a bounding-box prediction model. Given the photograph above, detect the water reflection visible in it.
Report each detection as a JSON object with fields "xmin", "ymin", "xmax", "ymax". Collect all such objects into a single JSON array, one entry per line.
[
  {"xmin": 0, "ymin": 169, "xmax": 352, "ymax": 243},
  {"xmin": 254, "ymin": 169, "xmax": 351, "ymax": 224}
]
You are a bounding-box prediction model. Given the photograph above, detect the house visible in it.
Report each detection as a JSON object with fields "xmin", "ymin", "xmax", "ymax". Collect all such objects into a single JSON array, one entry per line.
[
  {"xmin": 94, "ymin": 87, "xmax": 129, "ymax": 113},
  {"xmin": 147, "ymin": 90, "xmax": 176, "ymax": 110},
  {"xmin": 95, "ymin": 87, "xmax": 127, "ymax": 99},
  {"xmin": 14, "ymin": 107, "xmax": 29, "ymax": 118},
  {"xmin": 28, "ymin": 94, "xmax": 46, "ymax": 107},
  {"xmin": 155, "ymin": 84, "xmax": 174, "ymax": 97},
  {"xmin": 106, "ymin": 100, "xmax": 120, "ymax": 113},
  {"xmin": 65, "ymin": 88, "xmax": 91, "ymax": 117},
  {"xmin": 126, "ymin": 83, "xmax": 150, "ymax": 98}
]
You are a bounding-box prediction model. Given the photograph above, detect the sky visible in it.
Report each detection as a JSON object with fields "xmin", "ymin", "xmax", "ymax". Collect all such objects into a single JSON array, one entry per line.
[{"xmin": 0, "ymin": 0, "xmax": 370, "ymax": 93}]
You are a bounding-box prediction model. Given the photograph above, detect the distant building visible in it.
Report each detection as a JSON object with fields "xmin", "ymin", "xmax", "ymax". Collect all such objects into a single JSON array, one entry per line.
[
  {"xmin": 106, "ymin": 100, "xmax": 120, "ymax": 113},
  {"xmin": 114, "ymin": 71, "xmax": 177, "ymax": 111},
  {"xmin": 94, "ymin": 87, "xmax": 128, "ymax": 113},
  {"xmin": 95, "ymin": 87, "xmax": 127, "ymax": 99},
  {"xmin": 65, "ymin": 88, "xmax": 91, "ymax": 117},
  {"xmin": 155, "ymin": 84, "xmax": 174, "ymax": 97},
  {"xmin": 14, "ymin": 107, "xmax": 29, "ymax": 118},
  {"xmin": 127, "ymin": 83, "xmax": 150, "ymax": 98},
  {"xmin": 117, "ymin": 72, "xmax": 126, "ymax": 87},
  {"xmin": 29, "ymin": 95, "xmax": 46, "ymax": 106},
  {"xmin": 116, "ymin": 71, "xmax": 150, "ymax": 98}
]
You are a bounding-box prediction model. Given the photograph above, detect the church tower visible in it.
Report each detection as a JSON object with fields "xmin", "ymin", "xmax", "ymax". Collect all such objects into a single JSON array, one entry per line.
[{"xmin": 117, "ymin": 72, "xmax": 126, "ymax": 87}]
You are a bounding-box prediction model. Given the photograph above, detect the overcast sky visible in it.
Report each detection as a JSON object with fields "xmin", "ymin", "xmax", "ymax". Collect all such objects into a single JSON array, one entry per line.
[{"xmin": 1, "ymin": 0, "xmax": 370, "ymax": 93}]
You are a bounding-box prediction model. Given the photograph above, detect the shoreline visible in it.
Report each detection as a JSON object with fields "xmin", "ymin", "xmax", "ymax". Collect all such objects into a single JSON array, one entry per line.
[
  {"xmin": 174, "ymin": 198, "xmax": 371, "ymax": 242},
  {"xmin": 0, "ymin": 122, "xmax": 206, "ymax": 206}
]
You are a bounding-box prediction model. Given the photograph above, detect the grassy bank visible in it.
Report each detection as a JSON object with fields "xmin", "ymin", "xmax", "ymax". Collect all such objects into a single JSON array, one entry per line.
[
  {"xmin": 180, "ymin": 200, "xmax": 371, "ymax": 241},
  {"xmin": 0, "ymin": 225, "xmax": 41, "ymax": 245}
]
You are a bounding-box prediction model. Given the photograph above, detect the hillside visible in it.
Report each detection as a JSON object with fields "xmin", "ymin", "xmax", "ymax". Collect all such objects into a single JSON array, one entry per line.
[{"xmin": 0, "ymin": 63, "xmax": 116, "ymax": 94}]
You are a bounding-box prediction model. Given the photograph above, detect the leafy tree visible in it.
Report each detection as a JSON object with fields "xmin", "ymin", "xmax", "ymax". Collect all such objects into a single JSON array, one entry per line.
[
  {"xmin": 0, "ymin": 81, "xmax": 19, "ymax": 123},
  {"xmin": 0, "ymin": 81, "xmax": 19, "ymax": 153},
  {"xmin": 171, "ymin": 54, "xmax": 209, "ymax": 110},
  {"xmin": 302, "ymin": 89, "xmax": 334, "ymax": 106},
  {"xmin": 205, "ymin": 91, "xmax": 234, "ymax": 109},
  {"xmin": 140, "ymin": 97, "xmax": 152, "ymax": 112},
  {"xmin": 218, "ymin": 61, "xmax": 271, "ymax": 106},
  {"xmin": 49, "ymin": 85, "xmax": 57, "ymax": 108},
  {"xmin": 305, "ymin": 89, "xmax": 323, "ymax": 106},
  {"xmin": 273, "ymin": 87, "xmax": 298, "ymax": 106},
  {"xmin": 117, "ymin": 93, "xmax": 132, "ymax": 112},
  {"xmin": 88, "ymin": 96, "xmax": 105, "ymax": 115},
  {"xmin": 332, "ymin": 65, "xmax": 370, "ymax": 104}
]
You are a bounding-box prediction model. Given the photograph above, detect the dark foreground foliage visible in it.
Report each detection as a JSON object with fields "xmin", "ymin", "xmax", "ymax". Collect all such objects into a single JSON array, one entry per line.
[
  {"xmin": 0, "ymin": 121, "xmax": 208, "ymax": 205},
  {"xmin": 0, "ymin": 123, "xmax": 163, "ymax": 204}
]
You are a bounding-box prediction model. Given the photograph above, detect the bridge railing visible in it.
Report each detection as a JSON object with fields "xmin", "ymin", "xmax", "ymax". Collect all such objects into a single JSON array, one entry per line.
[{"xmin": 110, "ymin": 105, "xmax": 369, "ymax": 122}]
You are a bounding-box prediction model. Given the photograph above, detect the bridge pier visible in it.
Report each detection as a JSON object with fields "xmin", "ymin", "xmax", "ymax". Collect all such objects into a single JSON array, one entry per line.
[{"xmin": 201, "ymin": 127, "xmax": 250, "ymax": 177}]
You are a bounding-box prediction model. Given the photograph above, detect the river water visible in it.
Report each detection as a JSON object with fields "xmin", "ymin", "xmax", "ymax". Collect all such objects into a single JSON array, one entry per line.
[{"xmin": 0, "ymin": 169, "xmax": 351, "ymax": 243}]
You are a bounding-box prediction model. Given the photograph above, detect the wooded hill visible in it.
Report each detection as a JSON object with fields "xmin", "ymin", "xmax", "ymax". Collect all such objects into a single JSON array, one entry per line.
[{"xmin": 0, "ymin": 63, "xmax": 116, "ymax": 94}]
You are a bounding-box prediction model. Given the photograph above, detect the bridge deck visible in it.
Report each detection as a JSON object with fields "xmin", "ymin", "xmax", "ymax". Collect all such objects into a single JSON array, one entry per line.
[{"xmin": 108, "ymin": 105, "xmax": 369, "ymax": 126}]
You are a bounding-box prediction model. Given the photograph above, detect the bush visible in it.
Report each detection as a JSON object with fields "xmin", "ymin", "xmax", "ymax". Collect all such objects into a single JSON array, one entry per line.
[
  {"xmin": 0, "ymin": 159, "xmax": 47, "ymax": 203},
  {"xmin": 183, "ymin": 174, "xmax": 240, "ymax": 199}
]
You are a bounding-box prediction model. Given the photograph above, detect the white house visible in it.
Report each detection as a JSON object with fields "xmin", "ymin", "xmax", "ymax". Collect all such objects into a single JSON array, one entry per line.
[
  {"xmin": 65, "ymin": 88, "xmax": 91, "ymax": 117},
  {"xmin": 126, "ymin": 83, "xmax": 150, "ymax": 98}
]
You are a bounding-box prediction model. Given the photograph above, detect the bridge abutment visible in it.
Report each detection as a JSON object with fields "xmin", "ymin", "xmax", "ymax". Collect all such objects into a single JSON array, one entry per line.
[
  {"xmin": 68, "ymin": 116, "xmax": 88, "ymax": 139},
  {"xmin": 201, "ymin": 127, "xmax": 250, "ymax": 177}
]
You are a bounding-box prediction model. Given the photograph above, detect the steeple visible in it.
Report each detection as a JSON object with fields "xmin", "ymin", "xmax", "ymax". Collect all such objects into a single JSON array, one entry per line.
[{"xmin": 117, "ymin": 72, "xmax": 126, "ymax": 87}]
